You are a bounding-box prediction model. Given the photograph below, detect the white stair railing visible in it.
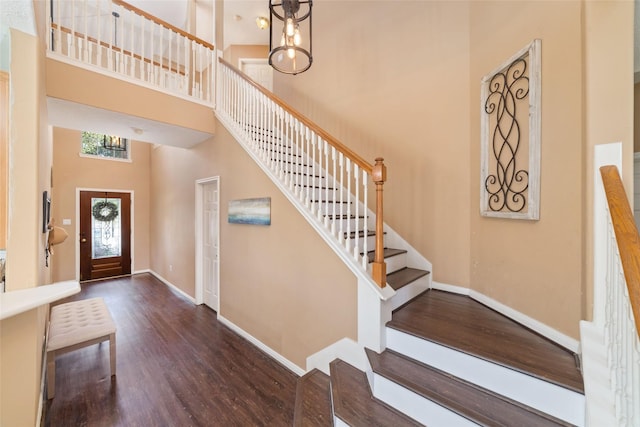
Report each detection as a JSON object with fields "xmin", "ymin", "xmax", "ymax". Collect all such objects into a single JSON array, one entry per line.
[
  {"xmin": 46, "ymin": 0, "xmax": 215, "ymax": 106},
  {"xmin": 216, "ymin": 58, "xmax": 388, "ymax": 288},
  {"xmin": 583, "ymin": 144, "xmax": 640, "ymax": 427}
]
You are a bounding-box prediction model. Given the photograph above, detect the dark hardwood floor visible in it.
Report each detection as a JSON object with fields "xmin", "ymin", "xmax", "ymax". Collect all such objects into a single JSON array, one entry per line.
[{"xmin": 43, "ymin": 274, "xmax": 298, "ymax": 427}]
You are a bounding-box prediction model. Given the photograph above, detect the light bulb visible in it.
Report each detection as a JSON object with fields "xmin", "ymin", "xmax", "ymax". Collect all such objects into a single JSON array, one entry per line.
[
  {"xmin": 280, "ymin": 33, "xmax": 286, "ymax": 46},
  {"xmin": 286, "ymin": 18, "xmax": 295, "ymax": 37},
  {"xmin": 287, "ymin": 48, "xmax": 296, "ymax": 59},
  {"xmin": 293, "ymin": 29, "xmax": 301, "ymax": 46}
]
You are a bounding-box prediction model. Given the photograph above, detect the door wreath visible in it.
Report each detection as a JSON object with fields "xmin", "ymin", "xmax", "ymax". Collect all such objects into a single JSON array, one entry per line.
[{"xmin": 92, "ymin": 200, "xmax": 119, "ymax": 222}]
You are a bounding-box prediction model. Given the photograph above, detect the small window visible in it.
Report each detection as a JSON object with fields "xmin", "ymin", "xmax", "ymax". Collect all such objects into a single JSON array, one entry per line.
[{"xmin": 80, "ymin": 131, "xmax": 130, "ymax": 161}]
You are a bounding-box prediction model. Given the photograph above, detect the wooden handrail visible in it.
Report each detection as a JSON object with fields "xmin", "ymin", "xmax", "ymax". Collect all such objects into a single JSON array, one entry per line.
[
  {"xmin": 219, "ymin": 57, "xmax": 388, "ymax": 287},
  {"xmin": 219, "ymin": 57, "xmax": 373, "ymax": 174},
  {"xmin": 50, "ymin": 23, "xmax": 186, "ymax": 76},
  {"xmin": 600, "ymin": 165, "xmax": 640, "ymax": 338},
  {"xmin": 113, "ymin": 0, "xmax": 214, "ymax": 50}
]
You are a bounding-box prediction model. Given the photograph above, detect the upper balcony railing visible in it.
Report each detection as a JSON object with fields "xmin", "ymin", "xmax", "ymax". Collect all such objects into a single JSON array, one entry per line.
[{"xmin": 46, "ymin": 0, "xmax": 215, "ymax": 106}]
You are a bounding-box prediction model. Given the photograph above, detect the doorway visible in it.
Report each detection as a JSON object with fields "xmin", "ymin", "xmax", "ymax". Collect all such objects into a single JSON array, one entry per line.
[
  {"xmin": 79, "ymin": 191, "xmax": 131, "ymax": 281},
  {"xmin": 239, "ymin": 58, "xmax": 273, "ymax": 92},
  {"xmin": 195, "ymin": 177, "xmax": 220, "ymax": 311}
]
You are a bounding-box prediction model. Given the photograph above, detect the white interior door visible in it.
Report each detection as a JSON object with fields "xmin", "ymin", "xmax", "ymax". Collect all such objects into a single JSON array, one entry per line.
[
  {"xmin": 202, "ymin": 179, "xmax": 219, "ymax": 311},
  {"xmin": 240, "ymin": 58, "xmax": 273, "ymax": 92}
]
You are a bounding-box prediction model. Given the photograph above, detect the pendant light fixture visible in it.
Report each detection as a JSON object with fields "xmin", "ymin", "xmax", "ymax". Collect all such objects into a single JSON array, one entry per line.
[
  {"xmin": 103, "ymin": 135, "xmax": 127, "ymax": 151},
  {"xmin": 268, "ymin": 0, "xmax": 313, "ymax": 75}
]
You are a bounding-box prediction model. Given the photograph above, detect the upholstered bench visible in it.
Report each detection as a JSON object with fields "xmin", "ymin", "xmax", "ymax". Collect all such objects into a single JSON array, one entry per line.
[{"xmin": 46, "ymin": 297, "xmax": 116, "ymax": 398}]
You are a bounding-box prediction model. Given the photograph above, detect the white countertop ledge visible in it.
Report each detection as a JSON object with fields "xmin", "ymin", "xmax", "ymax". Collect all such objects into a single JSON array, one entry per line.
[{"xmin": 0, "ymin": 281, "xmax": 81, "ymax": 320}]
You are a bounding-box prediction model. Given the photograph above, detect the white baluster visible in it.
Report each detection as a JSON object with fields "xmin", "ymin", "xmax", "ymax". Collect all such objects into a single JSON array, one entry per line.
[
  {"xmin": 362, "ymin": 169, "xmax": 369, "ymax": 268},
  {"xmin": 305, "ymin": 128, "xmax": 311, "ymax": 207},
  {"xmin": 55, "ymin": 0, "xmax": 62, "ymax": 53},
  {"xmin": 331, "ymin": 147, "xmax": 337, "ymax": 235},
  {"xmin": 83, "ymin": 0, "xmax": 88, "ymax": 62},
  {"xmin": 346, "ymin": 158, "xmax": 352, "ymax": 253},
  {"xmin": 338, "ymin": 153, "xmax": 345, "ymax": 243},
  {"xmin": 129, "ymin": 11, "xmax": 135, "ymax": 77},
  {"xmin": 324, "ymin": 141, "xmax": 330, "ymax": 226},
  {"xmin": 311, "ymin": 134, "xmax": 317, "ymax": 215},
  {"xmin": 353, "ymin": 164, "xmax": 360, "ymax": 260},
  {"xmin": 70, "ymin": 0, "xmax": 76, "ymax": 59}
]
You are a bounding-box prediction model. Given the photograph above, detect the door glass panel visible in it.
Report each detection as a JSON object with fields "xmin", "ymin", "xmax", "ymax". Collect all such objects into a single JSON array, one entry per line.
[{"xmin": 91, "ymin": 197, "xmax": 122, "ymax": 259}]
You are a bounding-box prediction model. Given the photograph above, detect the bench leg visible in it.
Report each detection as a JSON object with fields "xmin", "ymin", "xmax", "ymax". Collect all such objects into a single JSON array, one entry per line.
[
  {"xmin": 47, "ymin": 351, "xmax": 56, "ymax": 399},
  {"xmin": 109, "ymin": 332, "xmax": 116, "ymax": 377}
]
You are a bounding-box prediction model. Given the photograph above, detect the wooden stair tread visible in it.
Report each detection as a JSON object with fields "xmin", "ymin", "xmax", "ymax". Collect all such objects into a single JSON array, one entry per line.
[
  {"xmin": 387, "ymin": 267, "xmax": 430, "ymax": 291},
  {"xmin": 387, "ymin": 290, "xmax": 584, "ymax": 393},
  {"xmin": 293, "ymin": 369, "xmax": 332, "ymax": 427},
  {"xmin": 366, "ymin": 248, "xmax": 407, "ymax": 263},
  {"xmin": 330, "ymin": 359, "xmax": 422, "ymax": 427},
  {"xmin": 365, "ymin": 348, "xmax": 572, "ymax": 427}
]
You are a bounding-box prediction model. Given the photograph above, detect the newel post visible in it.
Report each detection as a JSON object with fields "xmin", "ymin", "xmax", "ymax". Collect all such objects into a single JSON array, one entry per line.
[{"xmin": 372, "ymin": 157, "xmax": 387, "ymax": 287}]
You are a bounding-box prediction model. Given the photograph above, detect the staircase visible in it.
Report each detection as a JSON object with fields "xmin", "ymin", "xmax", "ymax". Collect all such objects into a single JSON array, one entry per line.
[
  {"xmin": 215, "ymin": 60, "xmax": 585, "ymax": 426},
  {"xmin": 294, "ymin": 289, "xmax": 585, "ymax": 426}
]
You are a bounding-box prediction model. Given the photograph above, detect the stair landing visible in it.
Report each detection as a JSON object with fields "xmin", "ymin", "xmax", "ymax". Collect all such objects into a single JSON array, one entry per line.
[{"xmin": 387, "ymin": 290, "xmax": 584, "ymax": 394}]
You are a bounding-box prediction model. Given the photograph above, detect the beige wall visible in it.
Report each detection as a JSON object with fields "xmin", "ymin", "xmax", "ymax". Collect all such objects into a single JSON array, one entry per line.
[
  {"xmin": 224, "ymin": 44, "xmax": 269, "ymax": 69},
  {"xmin": 51, "ymin": 127, "xmax": 151, "ymax": 281},
  {"xmin": 469, "ymin": 1, "xmax": 585, "ymax": 336},
  {"xmin": 150, "ymin": 122, "xmax": 358, "ymax": 368},
  {"xmin": 275, "ymin": 1, "xmax": 473, "ymax": 289},
  {"xmin": 1, "ymin": 29, "xmax": 51, "ymax": 427}
]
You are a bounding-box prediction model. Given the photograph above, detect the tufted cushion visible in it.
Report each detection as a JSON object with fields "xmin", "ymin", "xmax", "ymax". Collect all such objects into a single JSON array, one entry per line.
[{"xmin": 47, "ymin": 297, "xmax": 116, "ymax": 351}]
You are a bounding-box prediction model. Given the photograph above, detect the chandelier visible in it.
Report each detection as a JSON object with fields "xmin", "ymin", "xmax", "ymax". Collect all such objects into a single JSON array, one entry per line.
[{"xmin": 268, "ymin": 0, "xmax": 313, "ymax": 75}]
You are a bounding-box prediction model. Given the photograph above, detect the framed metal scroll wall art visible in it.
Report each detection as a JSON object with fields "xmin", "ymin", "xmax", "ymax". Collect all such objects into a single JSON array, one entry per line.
[{"xmin": 480, "ymin": 39, "xmax": 541, "ymax": 220}]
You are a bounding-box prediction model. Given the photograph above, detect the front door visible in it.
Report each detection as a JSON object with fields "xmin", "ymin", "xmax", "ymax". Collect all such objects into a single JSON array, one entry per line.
[{"xmin": 80, "ymin": 191, "xmax": 131, "ymax": 281}]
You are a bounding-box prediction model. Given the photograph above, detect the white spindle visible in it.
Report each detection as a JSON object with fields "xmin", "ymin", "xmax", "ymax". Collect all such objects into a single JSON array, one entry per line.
[
  {"xmin": 118, "ymin": 8, "xmax": 125, "ymax": 72},
  {"xmin": 70, "ymin": 0, "xmax": 76, "ymax": 59},
  {"xmin": 83, "ymin": 0, "xmax": 88, "ymax": 62},
  {"xmin": 331, "ymin": 147, "xmax": 337, "ymax": 235},
  {"xmin": 346, "ymin": 158, "xmax": 352, "ymax": 253},
  {"xmin": 353, "ymin": 164, "xmax": 360, "ymax": 260},
  {"xmin": 339, "ymin": 153, "xmax": 345, "ymax": 242},
  {"xmin": 129, "ymin": 12, "xmax": 135, "ymax": 77},
  {"xmin": 311, "ymin": 134, "xmax": 317, "ymax": 215},
  {"xmin": 362, "ymin": 169, "xmax": 369, "ymax": 268}
]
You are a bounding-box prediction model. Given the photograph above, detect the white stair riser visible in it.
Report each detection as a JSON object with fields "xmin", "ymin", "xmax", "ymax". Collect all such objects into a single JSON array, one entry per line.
[
  {"xmin": 384, "ymin": 252, "xmax": 407, "ymax": 275},
  {"xmin": 370, "ymin": 373, "xmax": 478, "ymax": 427},
  {"xmin": 365, "ymin": 252, "xmax": 411, "ymax": 277},
  {"xmin": 386, "ymin": 328, "xmax": 585, "ymax": 426},
  {"xmin": 386, "ymin": 276, "xmax": 430, "ymax": 311},
  {"xmin": 366, "ymin": 252, "xmax": 408, "ymax": 276},
  {"xmin": 347, "ymin": 233, "xmax": 377, "ymax": 255}
]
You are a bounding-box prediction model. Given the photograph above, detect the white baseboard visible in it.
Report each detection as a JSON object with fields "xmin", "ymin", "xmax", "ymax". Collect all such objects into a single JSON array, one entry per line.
[
  {"xmin": 430, "ymin": 281, "xmax": 470, "ymax": 296},
  {"xmin": 430, "ymin": 281, "xmax": 580, "ymax": 353},
  {"xmin": 149, "ymin": 270, "xmax": 196, "ymax": 304},
  {"xmin": 217, "ymin": 315, "xmax": 305, "ymax": 377},
  {"xmin": 132, "ymin": 269, "xmax": 151, "ymax": 275}
]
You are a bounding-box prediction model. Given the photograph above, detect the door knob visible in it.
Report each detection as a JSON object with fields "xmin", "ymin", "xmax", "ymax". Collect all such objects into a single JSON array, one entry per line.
[{"xmin": 81, "ymin": 238, "xmax": 87, "ymax": 243}]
